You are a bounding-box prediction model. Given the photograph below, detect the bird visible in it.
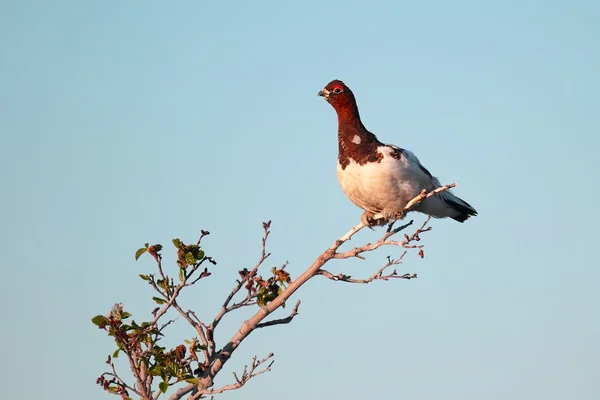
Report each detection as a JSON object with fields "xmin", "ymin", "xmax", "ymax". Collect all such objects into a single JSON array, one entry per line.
[{"xmin": 318, "ymin": 79, "xmax": 477, "ymax": 226}]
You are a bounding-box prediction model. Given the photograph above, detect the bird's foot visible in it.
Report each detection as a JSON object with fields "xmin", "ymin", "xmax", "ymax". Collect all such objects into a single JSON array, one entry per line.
[
  {"xmin": 361, "ymin": 211, "xmax": 389, "ymax": 229},
  {"xmin": 382, "ymin": 208, "xmax": 404, "ymax": 221}
]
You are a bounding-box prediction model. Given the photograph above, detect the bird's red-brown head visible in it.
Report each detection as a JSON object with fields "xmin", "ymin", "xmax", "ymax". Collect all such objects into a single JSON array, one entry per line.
[
  {"xmin": 319, "ymin": 80, "xmax": 381, "ymax": 168},
  {"xmin": 318, "ymin": 80, "xmax": 361, "ymax": 123}
]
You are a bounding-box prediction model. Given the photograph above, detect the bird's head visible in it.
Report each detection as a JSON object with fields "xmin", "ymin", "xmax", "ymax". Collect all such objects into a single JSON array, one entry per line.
[{"xmin": 318, "ymin": 80, "xmax": 358, "ymax": 113}]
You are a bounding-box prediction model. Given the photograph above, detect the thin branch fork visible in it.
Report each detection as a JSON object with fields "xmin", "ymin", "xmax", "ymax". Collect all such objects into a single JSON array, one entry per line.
[
  {"xmin": 256, "ymin": 300, "xmax": 301, "ymax": 329},
  {"xmin": 318, "ymin": 252, "xmax": 418, "ymax": 283},
  {"xmin": 334, "ymin": 215, "xmax": 432, "ymax": 260},
  {"xmin": 210, "ymin": 222, "xmax": 272, "ymax": 332},
  {"xmin": 189, "ymin": 353, "xmax": 275, "ymax": 399},
  {"xmin": 149, "ymin": 258, "xmax": 209, "ymax": 327},
  {"xmin": 101, "ymin": 362, "xmax": 141, "ymax": 397}
]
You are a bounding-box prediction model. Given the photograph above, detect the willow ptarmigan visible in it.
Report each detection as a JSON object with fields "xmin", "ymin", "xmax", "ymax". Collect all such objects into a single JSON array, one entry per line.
[{"xmin": 318, "ymin": 79, "xmax": 477, "ymax": 226}]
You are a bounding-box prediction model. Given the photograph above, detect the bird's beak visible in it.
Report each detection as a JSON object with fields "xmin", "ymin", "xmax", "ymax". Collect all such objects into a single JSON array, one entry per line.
[{"xmin": 318, "ymin": 88, "xmax": 330, "ymax": 98}]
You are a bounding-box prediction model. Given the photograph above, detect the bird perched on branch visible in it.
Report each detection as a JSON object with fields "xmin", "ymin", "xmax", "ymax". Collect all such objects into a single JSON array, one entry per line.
[{"xmin": 318, "ymin": 79, "xmax": 477, "ymax": 226}]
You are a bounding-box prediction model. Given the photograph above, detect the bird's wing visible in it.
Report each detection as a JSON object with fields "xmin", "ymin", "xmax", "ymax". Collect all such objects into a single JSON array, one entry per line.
[{"xmin": 384, "ymin": 144, "xmax": 441, "ymax": 187}]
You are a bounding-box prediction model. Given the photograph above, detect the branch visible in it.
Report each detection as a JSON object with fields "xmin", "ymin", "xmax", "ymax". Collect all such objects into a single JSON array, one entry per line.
[
  {"xmin": 149, "ymin": 262, "xmax": 205, "ymax": 327},
  {"xmin": 101, "ymin": 359, "xmax": 142, "ymax": 398},
  {"xmin": 170, "ymin": 303, "xmax": 210, "ymax": 363},
  {"xmin": 192, "ymin": 353, "xmax": 275, "ymax": 398},
  {"xmin": 334, "ymin": 216, "xmax": 431, "ymax": 259},
  {"xmin": 318, "ymin": 253, "xmax": 417, "ymax": 283},
  {"xmin": 256, "ymin": 300, "xmax": 301, "ymax": 329},
  {"xmin": 166, "ymin": 185, "xmax": 454, "ymax": 399},
  {"xmin": 211, "ymin": 222, "xmax": 272, "ymax": 331}
]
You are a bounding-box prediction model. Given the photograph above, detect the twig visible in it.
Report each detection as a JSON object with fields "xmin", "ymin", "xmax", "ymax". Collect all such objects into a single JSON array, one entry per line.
[
  {"xmin": 170, "ymin": 303, "xmax": 210, "ymax": 363},
  {"xmin": 191, "ymin": 353, "xmax": 275, "ymax": 398},
  {"xmin": 256, "ymin": 300, "xmax": 301, "ymax": 329},
  {"xmin": 334, "ymin": 216, "xmax": 431, "ymax": 259},
  {"xmin": 197, "ymin": 230, "xmax": 210, "ymax": 245},
  {"xmin": 102, "ymin": 362, "xmax": 141, "ymax": 397},
  {"xmin": 319, "ymin": 252, "xmax": 417, "ymax": 283},
  {"xmin": 209, "ymin": 222, "xmax": 272, "ymax": 351}
]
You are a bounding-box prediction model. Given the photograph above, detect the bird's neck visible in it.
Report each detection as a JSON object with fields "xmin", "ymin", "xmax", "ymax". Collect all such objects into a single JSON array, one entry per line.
[
  {"xmin": 337, "ymin": 112, "xmax": 378, "ymax": 149},
  {"xmin": 336, "ymin": 113, "xmax": 382, "ymax": 169}
]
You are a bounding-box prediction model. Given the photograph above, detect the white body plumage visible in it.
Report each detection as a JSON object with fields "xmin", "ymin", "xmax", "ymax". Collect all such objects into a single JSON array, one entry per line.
[{"xmin": 336, "ymin": 145, "xmax": 474, "ymax": 221}]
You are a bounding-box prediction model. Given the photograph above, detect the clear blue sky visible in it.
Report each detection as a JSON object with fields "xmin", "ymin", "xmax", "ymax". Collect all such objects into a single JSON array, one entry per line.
[{"xmin": 2, "ymin": 1, "xmax": 599, "ymax": 399}]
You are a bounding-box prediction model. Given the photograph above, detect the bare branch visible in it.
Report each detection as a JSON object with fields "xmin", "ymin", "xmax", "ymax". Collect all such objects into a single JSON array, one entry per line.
[
  {"xmin": 209, "ymin": 222, "xmax": 272, "ymax": 347},
  {"xmin": 170, "ymin": 303, "xmax": 210, "ymax": 363},
  {"xmin": 256, "ymin": 300, "xmax": 301, "ymax": 329},
  {"xmin": 190, "ymin": 353, "xmax": 275, "ymax": 399},
  {"xmin": 334, "ymin": 216, "xmax": 431, "ymax": 259},
  {"xmin": 319, "ymin": 252, "xmax": 418, "ymax": 283},
  {"xmin": 101, "ymin": 360, "xmax": 141, "ymax": 397},
  {"xmin": 197, "ymin": 230, "xmax": 210, "ymax": 245},
  {"xmin": 168, "ymin": 385, "xmax": 195, "ymax": 400}
]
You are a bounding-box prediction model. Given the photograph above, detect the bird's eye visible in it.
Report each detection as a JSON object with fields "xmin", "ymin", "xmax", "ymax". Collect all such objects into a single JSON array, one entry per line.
[{"xmin": 333, "ymin": 87, "xmax": 343, "ymax": 94}]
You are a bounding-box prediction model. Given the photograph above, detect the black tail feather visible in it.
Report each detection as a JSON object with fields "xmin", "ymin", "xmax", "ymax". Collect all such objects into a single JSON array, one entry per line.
[{"xmin": 444, "ymin": 197, "xmax": 478, "ymax": 223}]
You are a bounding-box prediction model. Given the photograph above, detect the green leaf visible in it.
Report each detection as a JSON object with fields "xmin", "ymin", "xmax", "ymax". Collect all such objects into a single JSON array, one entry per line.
[
  {"xmin": 159, "ymin": 381, "xmax": 169, "ymax": 394},
  {"xmin": 256, "ymin": 291, "xmax": 266, "ymax": 306},
  {"xmin": 121, "ymin": 311, "xmax": 131, "ymax": 319},
  {"xmin": 153, "ymin": 244, "xmax": 163, "ymax": 251},
  {"xmin": 148, "ymin": 365, "xmax": 163, "ymax": 376},
  {"xmin": 179, "ymin": 268, "xmax": 185, "ymax": 282},
  {"xmin": 139, "ymin": 274, "xmax": 150, "ymax": 281},
  {"xmin": 184, "ymin": 339, "xmax": 191, "ymax": 344},
  {"xmin": 135, "ymin": 247, "xmax": 147, "ymax": 261},
  {"xmin": 152, "ymin": 297, "xmax": 167, "ymax": 305},
  {"xmin": 197, "ymin": 250, "xmax": 205, "ymax": 259},
  {"xmin": 156, "ymin": 278, "xmax": 169, "ymax": 291},
  {"xmin": 91, "ymin": 315, "xmax": 107, "ymax": 327},
  {"xmin": 172, "ymin": 238, "xmax": 181, "ymax": 248},
  {"xmin": 185, "ymin": 378, "xmax": 199, "ymax": 385},
  {"xmin": 113, "ymin": 349, "xmax": 120, "ymax": 358},
  {"xmin": 185, "ymin": 252, "xmax": 195, "ymax": 265}
]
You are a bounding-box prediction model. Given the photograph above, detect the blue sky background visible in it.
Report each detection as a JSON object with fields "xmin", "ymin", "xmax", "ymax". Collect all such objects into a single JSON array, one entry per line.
[{"xmin": 2, "ymin": 0, "xmax": 599, "ymax": 399}]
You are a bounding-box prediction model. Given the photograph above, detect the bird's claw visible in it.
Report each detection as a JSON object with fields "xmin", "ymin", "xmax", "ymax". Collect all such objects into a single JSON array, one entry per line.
[
  {"xmin": 361, "ymin": 211, "xmax": 387, "ymax": 228},
  {"xmin": 361, "ymin": 209, "xmax": 406, "ymax": 229}
]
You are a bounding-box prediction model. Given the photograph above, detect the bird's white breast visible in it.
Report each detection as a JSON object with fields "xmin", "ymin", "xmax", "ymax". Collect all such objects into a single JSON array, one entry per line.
[{"xmin": 336, "ymin": 146, "xmax": 430, "ymax": 213}]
